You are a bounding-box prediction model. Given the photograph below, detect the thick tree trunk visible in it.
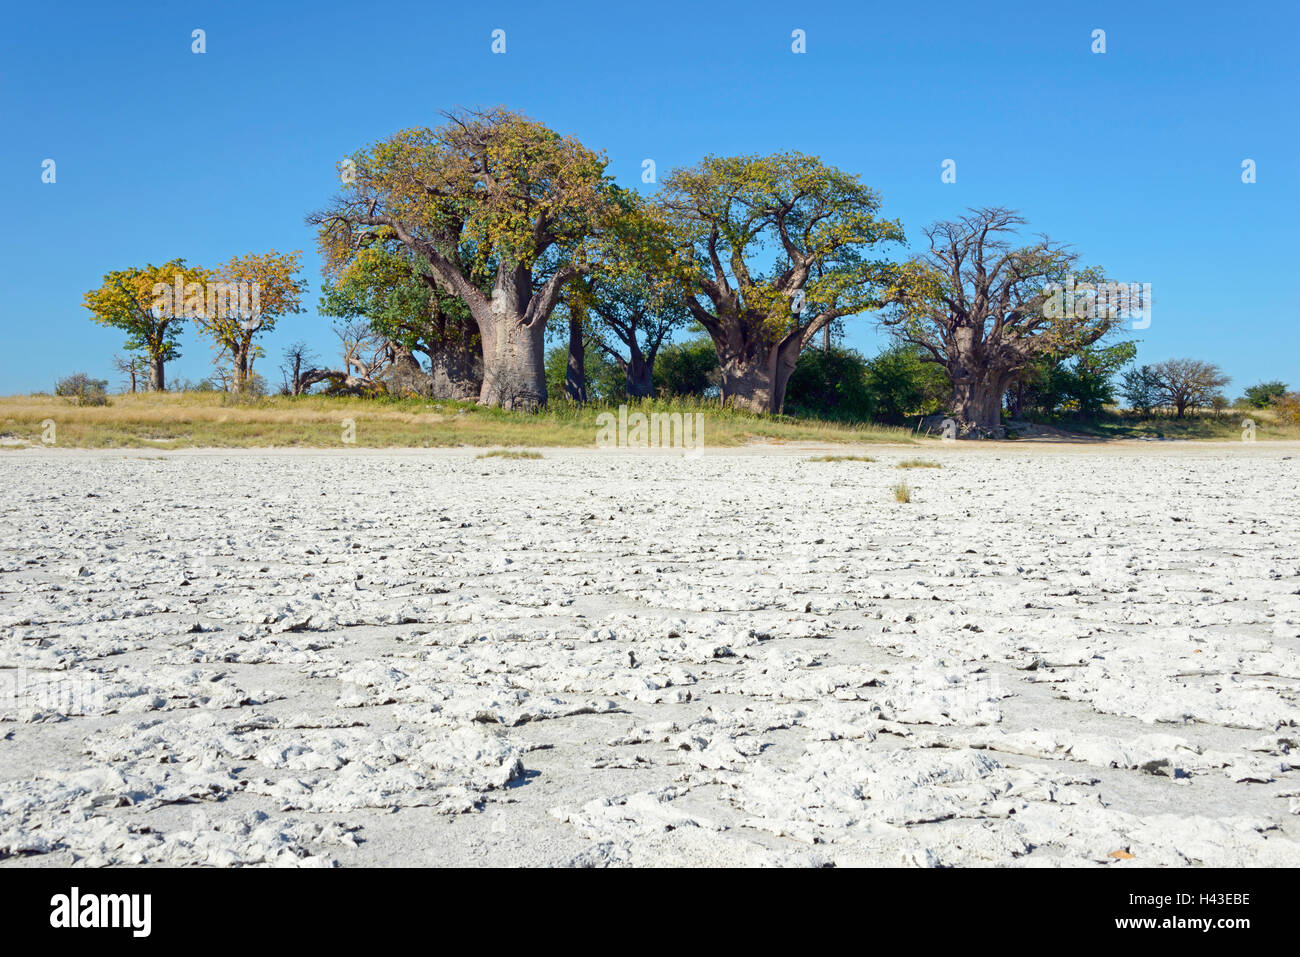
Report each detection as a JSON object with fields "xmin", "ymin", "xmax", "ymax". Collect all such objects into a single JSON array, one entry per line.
[
  {"xmin": 565, "ymin": 310, "xmax": 587, "ymax": 402},
  {"xmin": 950, "ymin": 371, "xmax": 1009, "ymax": 437},
  {"xmin": 476, "ymin": 313, "xmax": 547, "ymax": 411},
  {"xmin": 625, "ymin": 348, "xmax": 654, "ymax": 398},
  {"xmin": 425, "ymin": 341, "xmax": 482, "ymax": 400},
  {"xmin": 149, "ymin": 355, "xmax": 165, "ymax": 392},
  {"xmin": 717, "ymin": 338, "xmax": 800, "ymax": 414}
]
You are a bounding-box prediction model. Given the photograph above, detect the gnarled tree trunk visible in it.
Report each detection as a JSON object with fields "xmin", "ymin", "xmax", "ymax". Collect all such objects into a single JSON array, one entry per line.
[
  {"xmin": 425, "ymin": 342, "xmax": 482, "ymax": 400},
  {"xmin": 714, "ymin": 329, "xmax": 802, "ymax": 414},
  {"xmin": 950, "ymin": 368, "xmax": 1010, "ymax": 437}
]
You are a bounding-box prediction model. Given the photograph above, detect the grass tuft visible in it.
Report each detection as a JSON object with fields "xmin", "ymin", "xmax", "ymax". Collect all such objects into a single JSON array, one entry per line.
[
  {"xmin": 476, "ymin": 449, "xmax": 543, "ymax": 460},
  {"xmin": 896, "ymin": 458, "xmax": 942, "ymax": 469},
  {"xmin": 893, "ymin": 481, "xmax": 912, "ymax": 503},
  {"xmin": 807, "ymin": 454, "xmax": 875, "ymax": 462}
]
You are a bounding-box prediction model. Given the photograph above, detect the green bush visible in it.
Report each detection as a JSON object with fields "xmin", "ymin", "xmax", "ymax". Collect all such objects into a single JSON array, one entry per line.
[
  {"xmin": 652, "ymin": 337, "xmax": 719, "ymax": 397},
  {"xmin": 864, "ymin": 344, "xmax": 949, "ymax": 424},
  {"xmin": 786, "ymin": 346, "xmax": 875, "ymax": 421}
]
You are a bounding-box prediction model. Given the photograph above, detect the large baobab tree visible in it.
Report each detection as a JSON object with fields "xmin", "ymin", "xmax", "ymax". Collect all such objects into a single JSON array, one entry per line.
[
  {"xmin": 658, "ymin": 152, "xmax": 905, "ymax": 413},
  {"xmin": 883, "ymin": 207, "xmax": 1118, "ymax": 437},
  {"xmin": 310, "ymin": 107, "xmax": 620, "ymax": 410},
  {"xmin": 83, "ymin": 260, "xmax": 208, "ymax": 391}
]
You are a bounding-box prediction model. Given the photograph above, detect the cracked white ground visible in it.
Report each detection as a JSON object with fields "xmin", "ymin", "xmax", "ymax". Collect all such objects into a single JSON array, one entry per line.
[{"xmin": 1, "ymin": 443, "xmax": 1297, "ymax": 867}]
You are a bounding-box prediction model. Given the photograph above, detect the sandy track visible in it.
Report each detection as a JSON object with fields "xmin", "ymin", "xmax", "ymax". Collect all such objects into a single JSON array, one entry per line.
[{"xmin": 1, "ymin": 444, "xmax": 1298, "ymax": 866}]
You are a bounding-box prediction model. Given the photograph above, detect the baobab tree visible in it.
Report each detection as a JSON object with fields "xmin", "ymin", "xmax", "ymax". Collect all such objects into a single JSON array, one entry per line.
[
  {"xmin": 571, "ymin": 273, "xmax": 689, "ymax": 398},
  {"xmin": 319, "ymin": 244, "xmax": 482, "ymax": 399},
  {"xmin": 1151, "ymin": 358, "xmax": 1231, "ymax": 418},
  {"xmin": 658, "ymin": 152, "xmax": 905, "ymax": 413},
  {"xmin": 194, "ymin": 250, "xmax": 306, "ymax": 392},
  {"xmin": 575, "ymin": 191, "xmax": 690, "ymax": 398},
  {"xmin": 310, "ymin": 107, "xmax": 620, "ymax": 410},
  {"xmin": 883, "ymin": 207, "xmax": 1117, "ymax": 437},
  {"xmin": 83, "ymin": 260, "xmax": 207, "ymax": 391}
]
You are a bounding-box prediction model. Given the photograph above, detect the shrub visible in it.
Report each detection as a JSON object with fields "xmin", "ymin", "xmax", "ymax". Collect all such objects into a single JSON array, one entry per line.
[
  {"xmin": 785, "ymin": 346, "xmax": 874, "ymax": 421},
  {"xmin": 54, "ymin": 373, "xmax": 110, "ymax": 406},
  {"xmin": 652, "ymin": 337, "xmax": 719, "ymax": 397},
  {"xmin": 1272, "ymin": 392, "xmax": 1300, "ymax": 425},
  {"xmin": 1242, "ymin": 381, "xmax": 1288, "ymax": 409},
  {"xmin": 865, "ymin": 344, "xmax": 949, "ymax": 424}
]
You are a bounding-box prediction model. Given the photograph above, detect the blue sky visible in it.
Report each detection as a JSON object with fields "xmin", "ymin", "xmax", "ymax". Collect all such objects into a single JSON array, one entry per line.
[{"xmin": 3, "ymin": 0, "xmax": 1296, "ymax": 395}]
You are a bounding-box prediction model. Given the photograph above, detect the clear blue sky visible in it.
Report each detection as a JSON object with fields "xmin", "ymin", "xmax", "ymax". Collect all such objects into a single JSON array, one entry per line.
[{"xmin": 3, "ymin": 0, "xmax": 1297, "ymax": 395}]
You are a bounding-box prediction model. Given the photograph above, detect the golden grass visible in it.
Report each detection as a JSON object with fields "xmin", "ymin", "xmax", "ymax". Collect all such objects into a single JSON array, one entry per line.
[
  {"xmin": 806, "ymin": 454, "xmax": 876, "ymax": 462},
  {"xmin": 0, "ymin": 392, "xmax": 915, "ymax": 450},
  {"xmin": 896, "ymin": 458, "xmax": 942, "ymax": 469},
  {"xmin": 892, "ymin": 481, "xmax": 912, "ymax": 503}
]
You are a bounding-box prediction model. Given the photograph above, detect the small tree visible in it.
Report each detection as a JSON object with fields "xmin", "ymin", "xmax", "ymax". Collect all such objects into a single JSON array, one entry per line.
[
  {"xmin": 652, "ymin": 337, "xmax": 720, "ymax": 397},
  {"xmin": 194, "ymin": 250, "xmax": 307, "ymax": 392},
  {"xmin": 865, "ymin": 343, "xmax": 950, "ymax": 424},
  {"xmin": 1119, "ymin": 364, "xmax": 1162, "ymax": 415},
  {"xmin": 280, "ymin": 341, "xmax": 319, "ymax": 395},
  {"xmin": 1272, "ymin": 392, "xmax": 1300, "ymax": 425},
  {"xmin": 784, "ymin": 347, "xmax": 874, "ymax": 421},
  {"xmin": 83, "ymin": 260, "xmax": 208, "ymax": 391},
  {"xmin": 111, "ymin": 354, "xmax": 149, "ymax": 394},
  {"xmin": 1151, "ymin": 358, "xmax": 1231, "ymax": 418}
]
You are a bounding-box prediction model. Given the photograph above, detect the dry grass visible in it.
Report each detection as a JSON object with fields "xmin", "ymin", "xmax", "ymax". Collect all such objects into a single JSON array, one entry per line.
[
  {"xmin": 892, "ymin": 481, "xmax": 912, "ymax": 503},
  {"xmin": 0, "ymin": 392, "xmax": 915, "ymax": 450},
  {"xmin": 806, "ymin": 454, "xmax": 876, "ymax": 462},
  {"xmin": 476, "ymin": 449, "xmax": 543, "ymax": 460},
  {"xmin": 896, "ymin": 458, "xmax": 942, "ymax": 469}
]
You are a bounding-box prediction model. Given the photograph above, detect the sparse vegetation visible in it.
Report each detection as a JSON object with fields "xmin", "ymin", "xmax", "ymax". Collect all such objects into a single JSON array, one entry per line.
[
  {"xmin": 807, "ymin": 454, "xmax": 875, "ymax": 462},
  {"xmin": 477, "ymin": 449, "xmax": 543, "ymax": 460},
  {"xmin": 896, "ymin": 458, "xmax": 941, "ymax": 469},
  {"xmin": 892, "ymin": 481, "xmax": 912, "ymax": 503},
  {"xmin": 0, "ymin": 392, "xmax": 915, "ymax": 450},
  {"xmin": 54, "ymin": 373, "xmax": 110, "ymax": 407}
]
